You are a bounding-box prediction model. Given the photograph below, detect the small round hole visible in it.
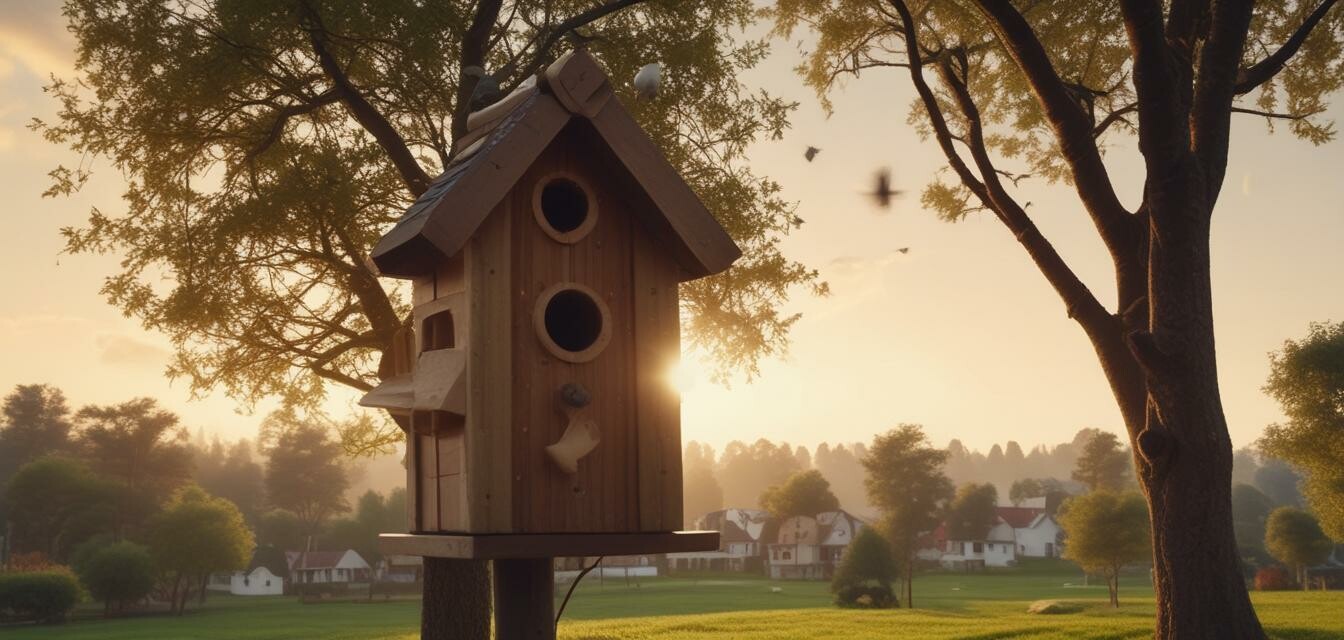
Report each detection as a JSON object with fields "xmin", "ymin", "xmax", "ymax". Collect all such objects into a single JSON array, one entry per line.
[
  {"xmin": 532, "ymin": 173, "xmax": 598, "ymax": 243},
  {"xmin": 533, "ymin": 283, "xmax": 612, "ymax": 363},
  {"xmin": 544, "ymin": 289, "xmax": 603, "ymax": 352},
  {"xmin": 540, "ymin": 179, "xmax": 588, "ymax": 233}
]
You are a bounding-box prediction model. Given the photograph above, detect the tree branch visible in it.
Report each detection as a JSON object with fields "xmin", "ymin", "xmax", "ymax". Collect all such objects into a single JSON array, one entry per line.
[
  {"xmin": 451, "ymin": 0, "xmax": 505, "ymax": 143},
  {"xmin": 1235, "ymin": 0, "xmax": 1341, "ymax": 94},
  {"xmin": 1118, "ymin": 0, "xmax": 1190, "ymax": 177},
  {"xmin": 300, "ymin": 2, "xmax": 433, "ymax": 197},
  {"xmin": 1230, "ymin": 106, "xmax": 1321, "ymax": 120},
  {"xmin": 1191, "ymin": 0, "xmax": 1254, "ymax": 192},
  {"xmin": 971, "ymin": 1, "xmax": 1139, "ymax": 260},
  {"xmin": 498, "ymin": 0, "xmax": 655, "ymax": 88},
  {"xmin": 245, "ymin": 89, "xmax": 340, "ymax": 162}
]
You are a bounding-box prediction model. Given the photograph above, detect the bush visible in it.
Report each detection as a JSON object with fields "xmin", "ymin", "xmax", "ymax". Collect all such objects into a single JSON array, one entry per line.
[
  {"xmin": 834, "ymin": 582, "xmax": 898, "ymax": 608},
  {"xmin": 77, "ymin": 541, "xmax": 156, "ymax": 616},
  {"xmin": 1254, "ymin": 566, "xmax": 1296, "ymax": 591},
  {"xmin": 1027, "ymin": 599, "xmax": 1083, "ymax": 614},
  {"xmin": 0, "ymin": 571, "xmax": 81, "ymax": 623}
]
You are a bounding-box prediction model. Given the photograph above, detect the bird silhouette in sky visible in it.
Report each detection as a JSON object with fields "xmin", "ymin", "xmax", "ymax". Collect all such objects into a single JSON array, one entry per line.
[
  {"xmin": 897, "ymin": 247, "xmax": 910, "ymax": 254},
  {"xmin": 805, "ymin": 146, "xmax": 821, "ymax": 162},
  {"xmin": 868, "ymin": 169, "xmax": 903, "ymax": 209}
]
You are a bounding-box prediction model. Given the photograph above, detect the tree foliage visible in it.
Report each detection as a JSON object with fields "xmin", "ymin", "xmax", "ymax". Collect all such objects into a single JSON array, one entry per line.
[
  {"xmin": 1260, "ymin": 321, "xmax": 1344, "ymax": 541},
  {"xmin": 718, "ymin": 439, "xmax": 802, "ymax": 509},
  {"xmin": 831, "ymin": 527, "xmax": 898, "ymax": 608},
  {"xmin": 261, "ymin": 409, "xmax": 350, "ymax": 538},
  {"xmin": 1232, "ymin": 483, "xmax": 1276, "ymax": 564},
  {"xmin": 771, "ymin": 1, "xmax": 1344, "ymax": 633},
  {"xmin": 75, "ymin": 398, "xmax": 193, "ymax": 507},
  {"xmin": 77, "ymin": 541, "xmax": 157, "ymax": 617},
  {"xmin": 1058, "ymin": 491, "xmax": 1151, "ymax": 607},
  {"xmin": 760, "ymin": 469, "xmax": 841, "ymax": 519},
  {"xmin": 37, "ymin": 0, "xmax": 821, "ymax": 458},
  {"xmin": 1263, "ymin": 506, "xmax": 1333, "ymax": 587},
  {"xmin": 3, "ymin": 457, "xmax": 119, "ymax": 560},
  {"xmin": 1071, "ymin": 431, "xmax": 1131, "ymax": 492},
  {"xmin": 0, "ymin": 385, "xmax": 74, "ymax": 482},
  {"xmin": 946, "ymin": 482, "xmax": 999, "ymax": 540},
  {"xmin": 145, "ymin": 485, "xmax": 254, "ymax": 614},
  {"xmin": 861, "ymin": 424, "xmax": 953, "ymax": 608}
]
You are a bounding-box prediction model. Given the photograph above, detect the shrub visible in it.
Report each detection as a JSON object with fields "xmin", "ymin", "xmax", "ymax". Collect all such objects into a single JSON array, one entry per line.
[
  {"xmin": 0, "ymin": 571, "xmax": 81, "ymax": 623},
  {"xmin": 834, "ymin": 582, "xmax": 898, "ymax": 609},
  {"xmin": 1027, "ymin": 599, "xmax": 1083, "ymax": 614},
  {"xmin": 1254, "ymin": 566, "xmax": 1296, "ymax": 591},
  {"xmin": 77, "ymin": 541, "xmax": 156, "ymax": 616}
]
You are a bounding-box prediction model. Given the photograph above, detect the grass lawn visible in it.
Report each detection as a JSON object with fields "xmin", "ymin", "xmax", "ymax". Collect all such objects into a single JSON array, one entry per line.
[{"xmin": 4, "ymin": 565, "xmax": 1340, "ymax": 639}]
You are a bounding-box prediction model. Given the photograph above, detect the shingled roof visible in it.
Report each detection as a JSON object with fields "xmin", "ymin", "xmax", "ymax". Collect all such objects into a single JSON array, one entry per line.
[{"xmin": 370, "ymin": 50, "xmax": 741, "ymax": 280}]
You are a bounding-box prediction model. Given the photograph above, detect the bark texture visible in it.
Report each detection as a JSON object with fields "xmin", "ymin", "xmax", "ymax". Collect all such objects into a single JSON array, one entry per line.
[{"xmin": 422, "ymin": 558, "xmax": 492, "ymax": 640}]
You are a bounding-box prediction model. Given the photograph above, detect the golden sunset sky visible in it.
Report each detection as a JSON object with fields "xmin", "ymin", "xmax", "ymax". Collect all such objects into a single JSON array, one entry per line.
[{"xmin": 2, "ymin": 3, "xmax": 1341, "ymax": 453}]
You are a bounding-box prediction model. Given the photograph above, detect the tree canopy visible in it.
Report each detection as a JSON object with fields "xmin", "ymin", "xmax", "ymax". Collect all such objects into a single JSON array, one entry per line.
[
  {"xmin": 145, "ymin": 485, "xmax": 255, "ymax": 614},
  {"xmin": 831, "ymin": 527, "xmax": 898, "ymax": 608},
  {"xmin": 759, "ymin": 469, "xmax": 841, "ymax": 519},
  {"xmin": 3, "ymin": 456, "xmax": 119, "ymax": 560},
  {"xmin": 38, "ymin": 0, "xmax": 822, "ymax": 459},
  {"xmin": 946, "ymin": 482, "xmax": 999, "ymax": 540},
  {"xmin": 1058, "ymin": 491, "xmax": 1151, "ymax": 607},
  {"xmin": 1263, "ymin": 506, "xmax": 1334, "ymax": 587},
  {"xmin": 75, "ymin": 398, "xmax": 193, "ymax": 507},
  {"xmin": 76, "ymin": 541, "xmax": 157, "ymax": 617},
  {"xmin": 1071, "ymin": 431, "xmax": 1131, "ymax": 492},
  {"xmin": 1260, "ymin": 321, "xmax": 1344, "ymax": 540},
  {"xmin": 261, "ymin": 409, "xmax": 350, "ymax": 537},
  {"xmin": 861, "ymin": 424, "xmax": 953, "ymax": 608},
  {"xmin": 0, "ymin": 384, "xmax": 74, "ymax": 480}
]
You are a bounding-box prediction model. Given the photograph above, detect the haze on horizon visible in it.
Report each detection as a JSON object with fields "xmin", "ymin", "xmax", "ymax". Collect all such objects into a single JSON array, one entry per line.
[{"xmin": 2, "ymin": 3, "xmax": 1342, "ymax": 455}]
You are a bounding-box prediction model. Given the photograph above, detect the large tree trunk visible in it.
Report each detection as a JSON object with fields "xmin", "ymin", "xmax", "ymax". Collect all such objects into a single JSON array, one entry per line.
[
  {"xmin": 421, "ymin": 558, "xmax": 491, "ymax": 640},
  {"xmin": 1133, "ymin": 201, "xmax": 1264, "ymax": 638}
]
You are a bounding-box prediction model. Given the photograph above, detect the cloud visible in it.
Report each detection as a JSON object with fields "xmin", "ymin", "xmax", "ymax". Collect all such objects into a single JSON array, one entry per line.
[
  {"xmin": 95, "ymin": 333, "xmax": 171, "ymax": 367},
  {"xmin": 0, "ymin": 3, "xmax": 76, "ymax": 76}
]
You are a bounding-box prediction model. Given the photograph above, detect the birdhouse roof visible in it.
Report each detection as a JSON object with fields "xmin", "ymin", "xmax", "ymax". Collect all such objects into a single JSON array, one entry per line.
[{"xmin": 370, "ymin": 50, "xmax": 742, "ymax": 280}]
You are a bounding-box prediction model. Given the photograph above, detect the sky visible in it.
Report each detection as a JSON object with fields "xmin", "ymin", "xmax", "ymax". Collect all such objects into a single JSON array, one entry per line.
[{"xmin": 1, "ymin": 4, "xmax": 1341, "ymax": 455}]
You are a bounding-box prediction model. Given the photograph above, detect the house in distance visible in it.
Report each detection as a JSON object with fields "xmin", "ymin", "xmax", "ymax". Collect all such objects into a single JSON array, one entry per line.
[{"xmin": 361, "ymin": 49, "xmax": 740, "ymax": 539}]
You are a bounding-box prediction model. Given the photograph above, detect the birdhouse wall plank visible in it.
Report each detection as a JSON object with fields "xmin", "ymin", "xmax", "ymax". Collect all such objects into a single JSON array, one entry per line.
[
  {"xmin": 463, "ymin": 199, "xmax": 514, "ymax": 532},
  {"xmin": 509, "ymin": 123, "xmax": 639, "ymax": 534},
  {"xmin": 632, "ymin": 225, "xmax": 684, "ymax": 532}
]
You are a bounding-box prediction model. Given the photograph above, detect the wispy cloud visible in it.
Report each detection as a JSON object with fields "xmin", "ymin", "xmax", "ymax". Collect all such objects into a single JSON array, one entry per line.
[
  {"xmin": 95, "ymin": 333, "xmax": 170, "ymax": 367},
  {"xmin": 0, "ymin": 3, "xmax": 76, "ymax": 77}
]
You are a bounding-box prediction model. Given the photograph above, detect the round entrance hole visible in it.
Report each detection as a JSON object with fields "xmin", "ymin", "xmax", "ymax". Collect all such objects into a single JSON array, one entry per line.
[
  {"xmin": 534, "ymin": 283, "xmax": 611, "ymax": 363},
  {"xmin": 533, "ymin": 173, "xmax": 598, "ymax": 243}
]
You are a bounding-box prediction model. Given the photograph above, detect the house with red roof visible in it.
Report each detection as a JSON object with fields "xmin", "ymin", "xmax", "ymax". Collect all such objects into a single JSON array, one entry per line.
[{"xmin": 917, "ymin": 505, "xmax": 1063, "ymax": 569}]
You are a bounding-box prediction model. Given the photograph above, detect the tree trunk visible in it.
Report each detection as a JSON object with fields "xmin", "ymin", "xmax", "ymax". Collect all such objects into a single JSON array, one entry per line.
[
  {"xmin": 1137, "ymin": 204, "xmax": 1265, "ymax": 638},
  {"xmin": 421, "ymin": 558, "xmax": 491, "ymax": 640}
]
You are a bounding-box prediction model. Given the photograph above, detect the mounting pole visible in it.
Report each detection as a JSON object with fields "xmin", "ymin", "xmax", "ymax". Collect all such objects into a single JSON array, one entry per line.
[{"xmin": 493, "ymin": 558, "xmax": 555, "ymax": 640}]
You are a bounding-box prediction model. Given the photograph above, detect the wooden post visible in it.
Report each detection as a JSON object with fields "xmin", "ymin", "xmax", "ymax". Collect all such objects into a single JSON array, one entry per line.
[
  {"xmin": 422, "ymin": 558, "xmax": 491, "ymax": 640},
  {"xmin": 493, "ymin": 558, "xmax": 555, "ymax": 640}
]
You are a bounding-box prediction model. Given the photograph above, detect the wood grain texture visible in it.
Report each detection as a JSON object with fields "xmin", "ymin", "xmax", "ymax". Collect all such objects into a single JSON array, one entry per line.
[
  {"xmin": 464, "ymin": 199, "xmax": 514, "ymax": 532},
  {"xmin": 632, "ymin": 227, "xmax": 684, "ymax": 531},
  {"xmin": 510, "ymin": 122, "xmax": 638, "ymax": 534},
  {"xmin": 379, "ymin": 531, "xmax": 719, "ymax": 559}
]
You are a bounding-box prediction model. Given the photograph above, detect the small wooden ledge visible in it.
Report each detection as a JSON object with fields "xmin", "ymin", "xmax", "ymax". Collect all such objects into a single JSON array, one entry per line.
[{"xmin": 379, "ymin": 531, "xmax": 719, "ymax": 560}]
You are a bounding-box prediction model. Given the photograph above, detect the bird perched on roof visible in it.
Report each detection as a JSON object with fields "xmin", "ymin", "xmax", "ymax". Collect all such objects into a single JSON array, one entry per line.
[
  {"xmin": 463, "ymin": 66, "xmax": 502, "ymax": 112},
  {"xmin": 805, "ymin": 146, "xmax": 821, "ymax": 162},
  {"xmin": 634, "ymin": 62, "xmax": 662, "ymax": 100},
  {"xmin": 868, "ymin": 168, "xmax": 904, "ymax": 209}
]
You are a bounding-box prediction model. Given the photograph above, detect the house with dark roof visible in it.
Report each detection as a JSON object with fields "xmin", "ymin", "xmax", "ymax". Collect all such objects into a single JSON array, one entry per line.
[
  {"xmin": 667, "ymin": 508, "xmax": 770, "ymax": 572},
  {"xmin": 917, "ymin": 505, "xmax": 1063, "ymax": 569},
  {"xmin": 767, "ymin": 510, "xmax": 868, "ymax": 580},
  {"xmin": 285, "ymin": 549, "xmax": 372, "ymax": 585}
]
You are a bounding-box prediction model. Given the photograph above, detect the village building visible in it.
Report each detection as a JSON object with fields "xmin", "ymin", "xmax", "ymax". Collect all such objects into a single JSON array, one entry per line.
[
  {"xmin": 668, "ymin": 508, "xmax": 770, "ymax": 572},
  {"xmin": 766, "ymin": 510, "xmax": 867, "ymax": 580},
  {"xmin": 286, "ymin": 550, "xmax": 373, "ymax": 585},
  {"xmin": 919, "ymin": 505, "xmax": 1064, "ymax": 569}
]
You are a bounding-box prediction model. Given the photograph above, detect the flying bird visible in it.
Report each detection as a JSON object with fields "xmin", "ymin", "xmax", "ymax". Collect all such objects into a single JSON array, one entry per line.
[
  {"xmin": 804, "ymin": 146, "xmax": 821, "ymax": 162},
  {"xmin": 634, "ymin": 62, "xmax": 662, "ymax": 100},
  {"xmin": 463, "ymin": 66, "xmax": 501, "ymax": 112},
  {"xmin": 897, "ymin": 247, "xmax": 910, "ymax": 254},
  {"xmin": 867, "ymin": 168, "xmax": 903, "ymax": 209}
]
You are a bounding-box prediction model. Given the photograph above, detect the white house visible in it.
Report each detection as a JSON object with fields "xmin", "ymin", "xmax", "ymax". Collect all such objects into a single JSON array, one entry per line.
[
  {"xmin": 286, "ymin": 549, "xmax": 372, "ymax": 584},
  {"xmin": 997, "ymin": 506, "xmax": 1063, "ymax": 558},
  {"xmin": 669, "ymin": 508, "xmax": 770, "ymax": 572},
  {"xmin": 207, "ymin": 565, "xmax": 285, "ymax": 596},
  {"xmin": 920, "ymin": 506, "xmax": 1064, "ymax": 569},
  {"xmin": 766, "ymin": 510, "xmax": 868, "ymax": 579}
]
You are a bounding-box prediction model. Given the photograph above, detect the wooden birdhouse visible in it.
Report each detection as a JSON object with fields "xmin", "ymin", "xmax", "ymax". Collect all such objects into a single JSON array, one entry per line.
[{"xmin": 361, "ymin": 50, "xmax": 740, "ymax": 539}]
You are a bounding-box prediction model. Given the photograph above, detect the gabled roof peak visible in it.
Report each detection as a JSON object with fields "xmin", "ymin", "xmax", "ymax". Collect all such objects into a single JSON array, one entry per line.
[{"xmin": 370, "ymin": 50, "xmax": 740, "ymax": 280}]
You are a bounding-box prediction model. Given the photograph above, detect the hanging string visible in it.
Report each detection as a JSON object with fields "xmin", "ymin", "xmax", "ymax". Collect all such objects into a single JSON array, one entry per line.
[{"xmin": 554, "ymin": 555, "xmax": 604, "ymax": 627}]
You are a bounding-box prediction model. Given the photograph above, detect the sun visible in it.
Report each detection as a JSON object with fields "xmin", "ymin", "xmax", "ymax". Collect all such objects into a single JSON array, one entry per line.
[{"xmin": 667, "ymin": 357, "xmax": 701, "ymax": 395}]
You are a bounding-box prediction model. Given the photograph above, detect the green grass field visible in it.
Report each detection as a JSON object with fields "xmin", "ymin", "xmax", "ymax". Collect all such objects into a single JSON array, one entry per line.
[{"xmin": 4, "ymin": 567, "xmax": 1339, "ymax": 639}]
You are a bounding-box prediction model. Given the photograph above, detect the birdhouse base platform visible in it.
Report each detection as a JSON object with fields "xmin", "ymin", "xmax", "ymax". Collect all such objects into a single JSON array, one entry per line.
[{"xmin": 379, "ymin": 530, "xmax": 719, "ymax": 560}]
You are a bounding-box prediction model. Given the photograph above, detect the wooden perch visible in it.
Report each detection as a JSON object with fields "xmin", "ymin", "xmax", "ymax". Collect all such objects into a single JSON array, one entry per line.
[{"xmin": 546, "ymin": 406, "xmax": 600, "ymax": 475}]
